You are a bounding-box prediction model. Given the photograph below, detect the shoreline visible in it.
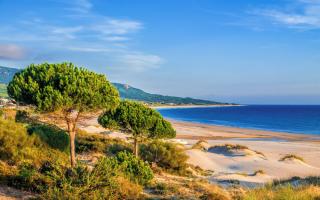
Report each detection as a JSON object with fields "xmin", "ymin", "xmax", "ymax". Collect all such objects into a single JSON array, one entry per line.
[
  {"xmin": 168, "ymin": 119, "xmax": 320, "ymax": 186},
  {"xmin": 169, "ymin": 119, "xmax": 320, "ymax": 142},
  {"xmin": 151, "ymin": 104, "xmax": 242, "ymax": 109},
  {"xmin": 77, "ymin": 114, "xmax": 320, "ymax": 186}
]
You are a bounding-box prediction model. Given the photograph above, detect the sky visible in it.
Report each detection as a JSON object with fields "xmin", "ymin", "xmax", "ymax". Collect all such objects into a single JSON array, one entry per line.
[{"xmin": 0, "ymin": 0, "xmax": 319, "ymax": 104}]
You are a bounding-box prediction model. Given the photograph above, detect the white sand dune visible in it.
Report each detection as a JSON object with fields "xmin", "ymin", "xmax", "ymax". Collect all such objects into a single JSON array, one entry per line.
[{"xmin": 77, "ymin": 116, "xmax": 320, "ymax": 187}]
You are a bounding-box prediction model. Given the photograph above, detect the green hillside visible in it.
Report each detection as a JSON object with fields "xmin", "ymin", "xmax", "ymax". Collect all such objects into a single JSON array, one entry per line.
[
  {"xmin": 0, "ymin": 84, "xmax": 8, "ymax": 97},
  {"xmin": 113, "ymin": 83, "xmax": 223, "ymax": 105},
  {"xmin": 0, "ymin": 66, "xmax": 20, "ymax": 84},
  {"xmin": 0, "ymin": 66, "xmax": 225, "ymax": 105}
]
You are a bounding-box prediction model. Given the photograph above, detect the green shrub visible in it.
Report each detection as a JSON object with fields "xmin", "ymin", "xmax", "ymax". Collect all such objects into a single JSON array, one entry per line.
[
  {"xmin": 113, "ymin": 151, "xmax": 154, "ymax": 185},
  {"xmin": 76, "ymin": 130, "xmax": 132, "ymax": 154},
  {"xmin": 27, "ymin": 124, "xmax": 70, "ymax": 153},
  {"xmin": 41, "ymin": 157, "xmax": 143, "ymax": 200},
  {"xmin": 107, "ymin": 143, "xmax": 133, "ymax": 155},
  {"xmin": 0, "ymin": 118, "xmax": 68, "ymax": 167},
  {"xmin": 5, "ymin": 162, "xmax": 52, "ymax": 193},
  {"xmin": 15, "ymin": 110, "xmax": 29, "ymax": 123},
  {"xmin": 140, "ymin": 140, "xmax": 189, "ymax": 175},
  {"xmin": 76, "ymin": 131, "xmax": 110, "ymax": 153}
]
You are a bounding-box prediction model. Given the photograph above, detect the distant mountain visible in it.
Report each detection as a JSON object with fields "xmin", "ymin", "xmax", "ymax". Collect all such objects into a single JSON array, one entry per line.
[
  {"xmin": 0, "ymin": 66, "xmax": 225, "ymax": 105},
  {"xmin": 0, "ymin": 66, "xmax": 20, "ymax": 84},
  {"xmin": 113, "ymin": 83, "xmax": 224, "ymax": 105}
]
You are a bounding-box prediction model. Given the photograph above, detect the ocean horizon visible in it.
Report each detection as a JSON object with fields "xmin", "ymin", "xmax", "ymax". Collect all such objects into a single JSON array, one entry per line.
[{"xmin": 157, "ymin": 105, "xmax": 320, "ymax": 135}]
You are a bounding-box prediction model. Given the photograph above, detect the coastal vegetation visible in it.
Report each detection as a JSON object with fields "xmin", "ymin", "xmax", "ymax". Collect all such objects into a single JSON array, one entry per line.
[
  {"xmin": 191, "ymin": 140, "xmax": 209, "ymax": 151},
  {"xmin": 279, "ymin": 154, "xmax": 305, "ymax": 162},
  {"xmin": 7, "ymin": 62, "xmax": 120, "ymax": 167},
  {"xmin": 98, "ymin": 100, "xmax": 176, "ymax": 157}
]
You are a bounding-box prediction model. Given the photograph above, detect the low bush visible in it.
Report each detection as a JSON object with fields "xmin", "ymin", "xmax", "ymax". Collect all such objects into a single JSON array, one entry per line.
[
  {"xmin": 27, "ymin": 124, "xmax": 70, "ymax": 153},
  {"xmin": 209, "ymin": 144, "xmax": 248, "ymax": 151},
  {"xmin": 279, "ymin": 154, "xmax": 304, "ymax": 162},
  {"xmin": 0, "ymin": 118, "xmax": 68, "ymax": 167},
  {"xmin": 15, "ymin": 110, "xmax": 29, "ymax": 123},
  {"xmin": 107, "ymin": 143, "xmax": 133, "ymax": 155},
  {"xmin": 76, "ymin": 130, "xmax": 132, "ymax": 154},
  {"xmin": 140, "ymin": 140, "xmax": 189, "ymax": 175},
  {"xmin": 113, "ymin": 151, "xmax": 154, "ymax": 185},
  {"xmin": 41, "ymin": 156, "xmax": 143, "ymax": 200}
]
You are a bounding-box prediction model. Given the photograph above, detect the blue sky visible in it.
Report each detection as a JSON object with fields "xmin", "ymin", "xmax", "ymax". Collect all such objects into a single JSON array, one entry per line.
[{"xmin": 0, "ymin": 0, "xmax": 319, "ymax": 104}]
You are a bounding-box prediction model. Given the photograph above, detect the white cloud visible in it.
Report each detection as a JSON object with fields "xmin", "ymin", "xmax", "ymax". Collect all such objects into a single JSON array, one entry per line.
[
  {"xmin": 120, "ymin": 53, "xmax": 164, "ymax": 71},
  {"xmin": 67, "ymin": 0, "xmax": 93, "ymax": 13},
  {"xmin": 92, "ymin": 19, "xmax": 143, "ymax": 35},
  {"xmin": 0, "ymin": 0, "xmax": 162, "ymax": 72},
  {"xmin": 0, "ymin": 44, "xmax": 26, "ymax": 60},
  {"xmin": 66, "ymin": 46, "xmax": 112, "ymax": 52},
  {"xmin": 51, "ymin": 26, "xmax": 83, "ymax": 39},
  {"xmin": 103, "ymin": 36, "xmax": 130, "ymax": 42},
  {"xmin": 254, "ymin": 0, "xmax": 320, "ymax": 29}
]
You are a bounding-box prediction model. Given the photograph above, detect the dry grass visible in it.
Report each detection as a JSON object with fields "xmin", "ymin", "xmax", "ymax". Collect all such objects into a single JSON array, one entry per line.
[
  {"xmin": 279, "ymin": 154, "xmax": 304, "ymax": 162},
  {"xmin": 242, "ymin": 185, "xmax": 320, "ymax": 200},
  {"xmin": 191, "ymin": 140, "xmax": 209, "ymax": 151},
  {"xmin": 224, "ymin": 144, "xmax": 249, "ymax": 150},
  {"xmin": 252, "ymin": 170, "xmax": 265, "ymax": 176},
  {"xmin": 148, "ymin": 173, "xmax": 231, "ymax": 200}
]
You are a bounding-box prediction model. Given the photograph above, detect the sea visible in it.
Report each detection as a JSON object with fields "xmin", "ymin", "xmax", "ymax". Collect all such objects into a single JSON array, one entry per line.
[{"xmin": 157, "ymin": 105, "xmax": 320, "ymax": 135}]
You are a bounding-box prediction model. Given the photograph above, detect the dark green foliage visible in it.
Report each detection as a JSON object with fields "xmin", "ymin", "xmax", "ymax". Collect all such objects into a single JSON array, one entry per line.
[
  {"xmin": 7, "ymin": 62, "xmax": 119, "ymax": 112},
  {"xmin": 98, "ymin": 100, "xmax": 176, "ymax": 139},
  {"xmin": 27, "ymin": 124, "xmax": 70, "ymax": 153},
  {"xmin": 5, "ymin": 162, "xmax": 53, "ymax": 193},
  {"xmin": 113, "ymin": 82, "xmax": 224, "ymax": 105},
  {"xmin": 107, "ymin": 143, "xmax": 133, "ymax": 155},
  {"xmin": 140, "ymin": 140, "xmax": 189, "ymax": 175},
  {"xmin": 113, "ymin": 151, "xmax": 154, "ymax": 185},
  {"xmin": 7, "ymin": 62, "xmax": 120, "ymax": 167},
  {"xmin": 15, "ymin": 110, "xmax": 29, "ymax": 123},
  {"xmin": 75, "ymin": 130, "xmax": 132, "ymax": 154}
]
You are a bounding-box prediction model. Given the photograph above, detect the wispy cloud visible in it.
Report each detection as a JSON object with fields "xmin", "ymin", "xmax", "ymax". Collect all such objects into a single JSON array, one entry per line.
[
  {"xmin": 0, "ymin": 44, "xmax": 26, "ymax": 60},
  {"xmin": 119, "ymin": 53, "xmax": 164, "ymax": 71},
  {"xmin": 253, "ymin": 0, "xmax": 320, "ymax": 29},
  {"xmin": 0, "ymin": 0, "xmax": 162, "ymax": 72},
  {"xmin": 92, "ymin": 19, "xmax": 143, "ymax": 35},
  {"xmin": 66, "ymin": 0, "xmax": 93, "ymax": 13},
  {"xmin": 66, "ymin": 46, "xmax": 112, "ymax": 53}
]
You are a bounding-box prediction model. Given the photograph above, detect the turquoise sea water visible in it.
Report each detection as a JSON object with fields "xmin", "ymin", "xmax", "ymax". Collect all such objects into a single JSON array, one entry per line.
[{"xmin": 158, "ymin": 105, "xmax": 320, "ymax": 135}]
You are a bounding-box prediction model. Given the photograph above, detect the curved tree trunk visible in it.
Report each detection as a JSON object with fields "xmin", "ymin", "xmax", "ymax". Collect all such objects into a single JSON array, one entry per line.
[
  {"xmin": 65, "ymin": 110, "xmax": 80, "ymax": 168},
  {"xmin": 134, "ymin": 137, "xmax": 139, "ymax": 157},
  {"xmin": 69, "ymin": 130, "xmax": 76, "ymax": 167}
]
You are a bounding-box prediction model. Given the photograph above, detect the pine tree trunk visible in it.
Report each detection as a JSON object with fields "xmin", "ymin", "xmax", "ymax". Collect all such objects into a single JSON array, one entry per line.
[
  {"xmin": 134, "ymin": 138, "xmax": 139, "ymax": 158},
  {"xmin": 69, "ymin": 130, "xmax": 76, "ymax": 167}
]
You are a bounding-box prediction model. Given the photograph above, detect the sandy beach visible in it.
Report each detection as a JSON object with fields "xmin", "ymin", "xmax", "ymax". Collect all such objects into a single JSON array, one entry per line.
[
  {"xmin": 78, "ymin": 116, "xmax": 320, "ymax": 187},
  {"xmin": 151, "ymin": 104, "xmax": 241, "ymax": 109},
  {"xmin": 169, "ymin": 120, "xmax": 320, "ymax": 187}
]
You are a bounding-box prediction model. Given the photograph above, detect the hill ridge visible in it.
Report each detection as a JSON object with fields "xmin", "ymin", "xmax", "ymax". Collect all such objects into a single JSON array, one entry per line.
[{"xmin": 0, "ymin": 66, "xmax": 225, "ymax": 105}]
